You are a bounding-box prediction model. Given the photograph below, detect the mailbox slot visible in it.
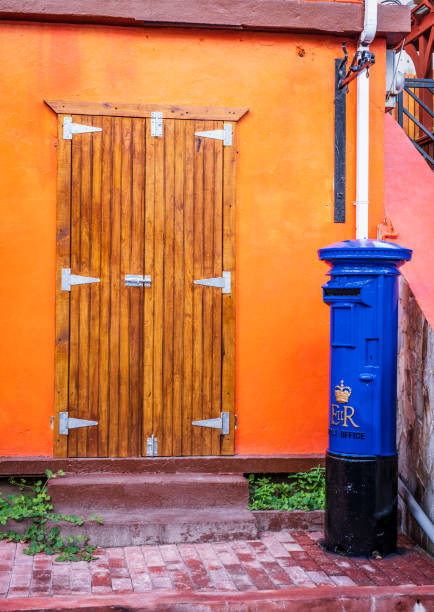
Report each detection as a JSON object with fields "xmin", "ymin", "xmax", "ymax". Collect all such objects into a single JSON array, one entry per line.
[
  {"xmin": 322, "ymin": 278, "xmax": 375, "ymax": 306},
  {"xmin": 324, "ymin": 288, "xmax": 360, "ymax": 297}
]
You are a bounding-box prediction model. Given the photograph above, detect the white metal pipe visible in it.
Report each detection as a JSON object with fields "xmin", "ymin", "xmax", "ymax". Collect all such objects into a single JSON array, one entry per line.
[
  {"xmin": 355, "ymin": 0, "xmax": 378, "ymax": 240},
  {"xmin": 398, "ymin": 477, "xmax": 434, "ymax": 545},
  {"xmin": 359, "ymin": 0, "xmax": 378, "ymax": 46},
  {"xmin": 356, "ymin": 71, "xmax": 370, "ymax": 240}
]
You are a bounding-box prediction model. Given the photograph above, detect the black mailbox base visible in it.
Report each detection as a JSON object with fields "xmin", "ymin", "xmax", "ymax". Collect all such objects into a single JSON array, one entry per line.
[{"xmin": 324, "ymin": 451, "xmax": 397, "ymax": 557}]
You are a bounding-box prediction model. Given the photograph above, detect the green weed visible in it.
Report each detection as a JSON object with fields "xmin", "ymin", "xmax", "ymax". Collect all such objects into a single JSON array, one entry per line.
[
  {"xmin": 0, "ymin": 470, "xmax": 103, "ymax": 562},
  {"xmin": 248, "ymin": 467, "xmax": 325, "ymax": 511}
]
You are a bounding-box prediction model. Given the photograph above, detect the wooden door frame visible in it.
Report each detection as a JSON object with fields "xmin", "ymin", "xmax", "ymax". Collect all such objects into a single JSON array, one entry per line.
[{"xmin": 47, "ymin": 99, "xmax": 248, "ymax": 458}]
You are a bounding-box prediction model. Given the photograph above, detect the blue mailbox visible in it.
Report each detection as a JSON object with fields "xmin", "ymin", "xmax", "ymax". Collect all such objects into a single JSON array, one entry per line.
[{"xmin": 318, "ymin": 239, "xmax": 411, "ymax": 556}]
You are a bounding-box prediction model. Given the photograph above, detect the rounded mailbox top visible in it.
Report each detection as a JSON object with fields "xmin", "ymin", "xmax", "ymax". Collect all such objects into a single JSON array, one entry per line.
[{"xmin": 318, "ymin": 239, "xmax": 412, "ymax": 264}]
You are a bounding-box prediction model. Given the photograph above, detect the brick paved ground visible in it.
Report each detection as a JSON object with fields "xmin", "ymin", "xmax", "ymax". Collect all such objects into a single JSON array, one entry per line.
[{"xmin": 0, "ymin": 531, "xmax": 432, "ymax": 601}]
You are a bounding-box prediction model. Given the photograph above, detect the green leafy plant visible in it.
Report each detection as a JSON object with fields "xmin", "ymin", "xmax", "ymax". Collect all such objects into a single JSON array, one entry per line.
[
  {"xmin": 0, "ymin": 470, "xmax": 103, "ymax": 562},
  {"xmin": 248, "ymin": 467, "xmax": 325, "ymax": 511}
]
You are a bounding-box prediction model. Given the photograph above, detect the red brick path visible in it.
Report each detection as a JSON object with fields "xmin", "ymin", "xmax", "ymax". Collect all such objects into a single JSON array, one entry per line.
[{"xmin": 0, "ymin": 531, "xmax": 432, "ymax": 602}]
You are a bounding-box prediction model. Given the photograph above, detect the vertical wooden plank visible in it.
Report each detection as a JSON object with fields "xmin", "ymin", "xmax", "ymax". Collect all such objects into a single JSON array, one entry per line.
[
  {"xmin": 172, "ymin": 120, "xmax": 185, "ymax": 456},
  {"xmin": 415, "ymin": 86, "xmax": 420, "ymax": 140},
  {"xmin": 403, "ymin": 88, "xmax": 409, "ymax": 135},
  {"xmin": 98, "ymin": 116, "xmax": 113, "ymax": 457},
  {"xmin": 76, "ymin": 116, "xmax": 92, "ymax": 458},
  {"xmin": 119, "ymin": 118, "xmax": 132, "ymax": 457},
  {"xmin": 162, "ymin": 120, "xmax": 175, "ymax": 456},
  {"xmin": 54, "ymin": 114, "xmax": 71, "ymax": 458},
  {"xmin": 87, "ymin": 116, "xmax": 103, "ymax": 457},
  {"xmin": 211, "ymin": 125, "xmax": 224, "ymax": 456},
  {"xmin": 67, "ymin": 116, "xmax": 83, "ymax": 458},
  {"xmin": 407, "ymin": 88, "xmax": 413, "ymax": 139},
  {"xmin": 149, "ymin": 121, "xmax": 166, "ymax": 455},
  {"xmin": 201, "ymin": 121, "xmax": 216, "ymax": 456},
  {"xmin": 108, "ymin": 117, "xmax": 122, "ymax": 457},
  {"xmin": 221, "ymin": 122, "xmax": 236, "ymax": 455},
  {"xmin": 143, "ymin": 118, "xmax": 156, "ymax": 454},
  {"xmin": 181, "ymin": 121, "xmax": 195, "ymax": 456},
  {"xmin": 129, "ymin": 118, "xmax": 145, "ymax": 457},
  {"xmin": 192, "ymin": 121, "xmax": 205, "ymax": 456}
]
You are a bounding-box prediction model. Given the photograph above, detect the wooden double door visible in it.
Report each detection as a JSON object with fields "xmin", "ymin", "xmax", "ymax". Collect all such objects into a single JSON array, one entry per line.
[{"xmin": 52, "ymin": 102, "xmax": 243, "ymax": 457}]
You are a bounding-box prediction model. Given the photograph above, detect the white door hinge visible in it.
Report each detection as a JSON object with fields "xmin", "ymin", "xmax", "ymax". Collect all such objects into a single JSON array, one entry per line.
[
  {"xmin": 192, "ymin": 412, "xmax": 230, "ymax": 435},
  {"xmin": 194, "ymin": 271, "xmax": 231, "ymax": 294},
  {"xmin": 59, "ymin": 412, "xmax": 98, "ymax": 435},
  {"xmin": 63, "ymin": 117, "xmax": 102, "ymax": 140},
  {"xmin": 62, "ymin": 268, "xmax": 100, "ymax": 291},
  {"xmin": 151, "ymin": 112, "xmax": 163, "ymax": 137},
  {"xmin": 195, "ymin": 123, "xmax": 232, "ymax": 146}
]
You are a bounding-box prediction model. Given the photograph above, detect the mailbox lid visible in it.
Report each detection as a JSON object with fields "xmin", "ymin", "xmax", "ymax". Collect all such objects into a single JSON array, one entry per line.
[{"xmin": 318, "ymin": 239, "xmax": 412, "ymax": 266}]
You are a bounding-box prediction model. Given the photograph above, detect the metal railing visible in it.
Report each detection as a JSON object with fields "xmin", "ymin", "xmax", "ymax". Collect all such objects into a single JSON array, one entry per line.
[{"xmin": 397, "ymin": 78, "xmax": 434, "ymax": 169}]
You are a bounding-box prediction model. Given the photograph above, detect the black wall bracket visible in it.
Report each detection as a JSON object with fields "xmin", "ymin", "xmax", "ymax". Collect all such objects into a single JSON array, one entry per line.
[
  {"xmin": 334, "ymin": 53, "xmax": 347, "ymax": 223},
  {"xmin": 338, "ymin": 42, "xmax": 375, "ymax": 90},
  {"xmin": 333, "ymin": 42, "xmax": 376, "ymax": 224}
]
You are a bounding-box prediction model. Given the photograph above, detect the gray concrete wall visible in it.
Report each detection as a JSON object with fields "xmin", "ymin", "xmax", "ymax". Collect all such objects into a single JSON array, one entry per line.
[{"xmin": 397, "ymin": 276, "xmax": 434, "ymax": 554}]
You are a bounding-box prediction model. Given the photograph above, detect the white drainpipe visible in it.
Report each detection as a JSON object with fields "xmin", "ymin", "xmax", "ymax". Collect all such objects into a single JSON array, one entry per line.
[
  {"xmin": 355, "ymin": 0, "xmax": 378, "ymax": 240},
  {"xmin": 398, "ymin": 478, "xmax": 434, "ymax": 545}
]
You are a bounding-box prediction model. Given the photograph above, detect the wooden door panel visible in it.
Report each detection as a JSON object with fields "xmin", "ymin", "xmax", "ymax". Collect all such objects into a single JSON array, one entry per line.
[
  {"xmin": 68, "ymin": 115, "xmax": 92, "ymax": 458},
  {"xmin": 180, "ymin": 120, "xmax": 196, "ymax": 456},
  {"xmin": 221, "ymin": 124, "xmax": 236, "ymax": 455},
  {"xmin": 172, "ymin": 119, "xmax": 187, "ymax": 457},
  {"xmin": 128, "ymin": 118, "xmax": 146, "ymax": 457},
  {"xmin": 87, "ymin": 115, "xmax": 103, "ymax": 458},
  {"xmin": 98, "ymin": 114, "xmax": 114, "ymax": 458},
  {"xmin": 192, "ymin": 120, "xmax": 224, "ymax": 456},
  {"xmin": 56, "ymin": 109, "xmax": 235, "ymax": 458},
  {"xmin": 142, "ymin": 119, "xmax": 224, "ymax": 456},
  {"xmin": 68, "ymin": 115, "xmax": 145, "ymax": 457}
]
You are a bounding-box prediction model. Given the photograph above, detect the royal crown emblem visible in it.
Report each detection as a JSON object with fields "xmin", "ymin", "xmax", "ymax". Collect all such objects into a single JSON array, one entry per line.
[{"xmin": 335, "ymin": 380, "xmax": 352, "ymax": 403}]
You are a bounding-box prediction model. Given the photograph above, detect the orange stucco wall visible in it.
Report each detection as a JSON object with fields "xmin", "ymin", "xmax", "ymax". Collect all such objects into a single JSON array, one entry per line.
[{"xmin": 0, "ymin": 22, "xmax": 386, "ymax": 457}]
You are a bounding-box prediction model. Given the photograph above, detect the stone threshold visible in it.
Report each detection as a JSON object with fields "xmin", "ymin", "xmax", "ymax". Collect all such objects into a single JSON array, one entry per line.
[{"xmin": 0, "ymin": 455, "xmax": 325, "ymax": 476}]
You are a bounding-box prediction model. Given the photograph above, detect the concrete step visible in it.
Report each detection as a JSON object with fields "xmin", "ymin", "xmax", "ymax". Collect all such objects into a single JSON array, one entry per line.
[
  {"xmin": 48, "ymin": 472, "xmax": 249, "ymax": 513},
  {"xmin": 57, "ymin": 508, "xmax": 258, "ymax": 546},
  {"xmin": 46, "ymin": 472, "xmax": 256, "ymax": 545}
]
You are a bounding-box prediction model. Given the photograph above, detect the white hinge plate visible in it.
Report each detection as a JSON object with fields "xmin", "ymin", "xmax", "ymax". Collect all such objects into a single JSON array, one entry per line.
[
  {"xmin": 63, "ymin": 117, "xmax": 102, "ymax": 140},
  {"xmin": 151, "ymin": 112, "xmax": 163, "ymax": 137},
  {"xmin": 59, "ymin": 412, "xmax": 98, "ymax": 435},
  {"xmin": 192, "ymin": 412, "xmax": 229, "ymax": 435},
  {"xmin": 195, "ymin": 123, "xmax": 232, "ymax": 146},
  {"xmin": 62, "ymin": 268, "xmax": 100, "ymax": 291},
  {"xmin": 146, "ymin": 435, "xmax": 158, "ymax": 456},
  {"xmin": 193, "ymin": 271, "xmax": 231, "ymax": 294}
]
